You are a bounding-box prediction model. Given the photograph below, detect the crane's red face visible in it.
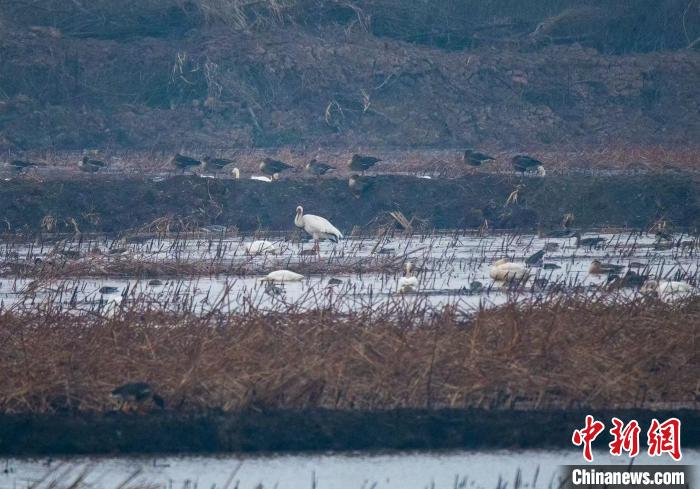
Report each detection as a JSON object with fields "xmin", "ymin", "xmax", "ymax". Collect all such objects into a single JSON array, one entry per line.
[{"xmin": 296, "ymin": 206, "xmax": 303, "ymax": 216}]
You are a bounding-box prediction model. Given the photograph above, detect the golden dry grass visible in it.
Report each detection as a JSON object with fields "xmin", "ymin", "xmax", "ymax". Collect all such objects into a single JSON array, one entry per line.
[{"xmin": 0, "ymin": 296, "xmax": 697, "ymax": 414}]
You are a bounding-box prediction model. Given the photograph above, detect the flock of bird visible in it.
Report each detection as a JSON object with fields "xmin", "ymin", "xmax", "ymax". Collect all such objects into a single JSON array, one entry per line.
[
  {"xmin": 5, "ymin": 150, "xmax": 693, "ymax": 417},
  {"xmin": 493, "ymin": 222, "xmax": 696, "ymax": 297},
  {"xmin": 49, "ymin": 152, "xmax": 690, "ymax": 299},
  {"xmin": 7, "ymin": 150, "xmax": 546, "ymax": 194},
  {"xmin": 5, "ymin": 150, "xmax": 547, "ymax": 208},
  {"xmin": 174, "ymin": 149, "xmax": 544, "ymax": 198},
  {"xmin": 5, "ymin": 151, "xmax": 694, "ymax": 299},
  {"xmin": 248, "ymin": 207, "xmax": 695, "ymax": 300}
]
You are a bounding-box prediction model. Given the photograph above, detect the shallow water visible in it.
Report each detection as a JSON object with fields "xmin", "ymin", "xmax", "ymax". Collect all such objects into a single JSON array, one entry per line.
[
  {"xmin": 0, "ymin": 232, "xmax": 697, "ymax": 314},
  {"xmin": 1, "ymin": 449, "xmax": 698, "ymax": 489}
]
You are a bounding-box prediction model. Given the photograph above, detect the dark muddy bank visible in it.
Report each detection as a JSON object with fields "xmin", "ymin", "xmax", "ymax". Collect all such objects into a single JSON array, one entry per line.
[
  {"xmin": 1, "ymin": 173, "xmax": 699, "ymax": 234},
  {"xmin": 1, "ymin": 408, "xmax": 698, "ymax": 455}
]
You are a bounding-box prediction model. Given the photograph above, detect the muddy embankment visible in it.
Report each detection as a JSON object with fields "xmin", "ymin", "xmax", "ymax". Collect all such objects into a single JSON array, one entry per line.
[
  {"xmin": 1, "ymin": 173, "xmax": 699, "ymax": 234},
  {"xmin": 1, "ymin": 1, "xmax": 699, "ymax": 151},
  {"xmin": 1, "ymin": 409, "xmax": 698, "ymax": 455}
]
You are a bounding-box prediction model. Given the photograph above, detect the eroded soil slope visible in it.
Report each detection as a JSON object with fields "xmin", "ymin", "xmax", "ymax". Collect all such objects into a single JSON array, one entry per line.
[{"xmin": 1, "ymin": 0, "xmax": 699, "ymax": 151}]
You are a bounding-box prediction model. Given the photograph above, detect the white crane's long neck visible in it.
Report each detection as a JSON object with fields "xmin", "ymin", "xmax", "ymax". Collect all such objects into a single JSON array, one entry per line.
[{"xmin": 294, "ymin": 212, "xmax": 304, "ymax": 228}]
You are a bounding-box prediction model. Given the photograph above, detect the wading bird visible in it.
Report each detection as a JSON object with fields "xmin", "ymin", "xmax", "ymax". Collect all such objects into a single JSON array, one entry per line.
[
  {"xmin": 306, "ymin": 158, "xmax": 335, "ymax": 175},
  {"xmin": 202, "ymin": 156, "xmax": 234, "ymax": 171},
  {"xmin": 397, "ymin": 262, "xmax": 419, "ymax": 293},
  {"xmin": 588, "ymin": 259, "xmax": 624, "ymax": 275},
  {"xmin": 10, "ymin": 160, "xmax": 40, "ymax": 172},
  {"xmin": 260, "ymin": 157, "xmax": 293, "ymax": 177},
  {"xmin": 489, "ymin": 258, "xmax": 530, "ymax": 282},
  {"xmin": 468, "ymin": 281, "xmax": 484, "ymax": 294},
  {"xmin": 171, "ymin": 153, "xmax": 201, "ymax": 171},
  {"xmin": 111, "ymin": 382, "xmax": 164, "ymax": 412},
  {"xmin": 607, "ymin": 270, "xmax": 649, "ymax": 290},
  {"xmin": 264, "ymin": 281, "xmax": 285, "ymax": 296},
  {"xmin": 246, "ymin": 240, "xmax": 278, "ymax": 255},
  {"xmin": 512, "ymin": 155, "xmax": 545, "ymax": 176},
  {"xmin": 540, "ymin": 215, "xmax": 574, "ymax": 238},
  {"xmin": 294, "ymin": 205, "xmax": 343, "ymax": 254},
  {"xmin": 349, "ymin": 154, "xmax": 381, "ymax": 173},
  {"xmin": 573, "ymin": 232, "xmax": 606, "ymax": 250},
  {"xmin": 463, "ymin": 149, "xmax": 495, "ymax": 167},
  {"xmin": 543, "ymin": 228, "xmax": 573, "ymax": 238},
  {"xmin": 251, "ymin": 175, "xmax": 275, "ymax": 182},
  {"xmin": 79, "ymin": 156, "xmax": 107, "ymax": 173},
  {"xmin": 232, "ymin": 167, "xmax": 276, "ymax": 182},
  {"xmin": 348, "ymin": 174, "xmax": 374, "ymax": 198},
  {"xmin": 261, "ymin": 270, "xmax": 304, "ymax": 282},
  {"xmin": 525, "ymin": 249, "xmax": 545, "ymax": 266},
  {"xmin": 642, "ymin": 280, "xmax": 693, "ymax": 297},
  {"xmin": 543, "ymin": 242, "xmax": 559, "ymax": 252}
]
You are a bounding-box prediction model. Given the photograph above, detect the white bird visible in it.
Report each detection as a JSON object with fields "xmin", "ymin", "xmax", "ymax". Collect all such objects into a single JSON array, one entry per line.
[
  {"xmin": 642, "ymin": 280, "xmax": 694, "ymax": 298},
  {"xmin": 489, "ymin": 258, "xmax": 530, "ymax": 282},
  {"xmin": 294, "ymin": 206, "xmax": 343, "ymax": 254},
  {"xmin": 261, "ymin": 270, "xmax": 304, "ymax": 282},
  {"xmin": 246, "ymin": 240, "xmax": 278, "ymax": 255},
  {"xmin": 231, "ymin": 167, "xmax": 275, "ymax": 182},
  {"xmin": 397, "ymin": 262, "xmax": 419, "ymax": 293},
  {"xmin": 251, "ymin": 175, "xmax": 274, "ymax": 182}
]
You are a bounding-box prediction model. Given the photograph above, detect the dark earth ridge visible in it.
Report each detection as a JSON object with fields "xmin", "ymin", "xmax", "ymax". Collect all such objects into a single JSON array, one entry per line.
[
  {"xmin": 1, "ymin": 173, "xmax": 698, "ymax": 234},
  {"xmin": 1, "ymin": 408, "xmax": 698, "ymax": 455}
]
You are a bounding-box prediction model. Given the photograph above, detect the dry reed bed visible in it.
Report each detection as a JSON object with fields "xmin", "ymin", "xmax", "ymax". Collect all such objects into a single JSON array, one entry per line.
[
  {"xmin": 0, "ymin": 296, "xmax": 697, "ymax": 414},
  {"xmin": 0, "ymin": 254, "xmax": 402, "ymax": 279}
]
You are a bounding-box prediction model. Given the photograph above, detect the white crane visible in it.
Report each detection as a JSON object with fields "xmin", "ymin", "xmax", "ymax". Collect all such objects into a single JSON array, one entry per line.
[
  {"xmin": 489, "ymin": 258, "xmax": 530, "ymax": 282},
  {"xmin": 398, "ymin": 262, "xmax": 419, "ymax": 293},
  {"xmin": 294, "ymin": 206, "xmax": 343, "ymax": 254}
]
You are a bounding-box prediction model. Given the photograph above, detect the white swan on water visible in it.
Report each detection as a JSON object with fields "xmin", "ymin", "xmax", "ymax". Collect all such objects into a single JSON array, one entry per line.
[
  {"xmin": 398, "ymin": 262, "xmax": 419, "ymax": 293},
  {"xmin": 261, "ymin": 270, "xmax": 304, "ymax": 282},
  {"xmin": 642, "ymin": 280, "xmax": 693, "ymax": 299},
  {"xmin": 294, "ymin": 206, "xmax": 343, "ymax": 253},
  {"xmin": 489, "ymin": 258, "xmax": 530, "ymax": 282}
]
